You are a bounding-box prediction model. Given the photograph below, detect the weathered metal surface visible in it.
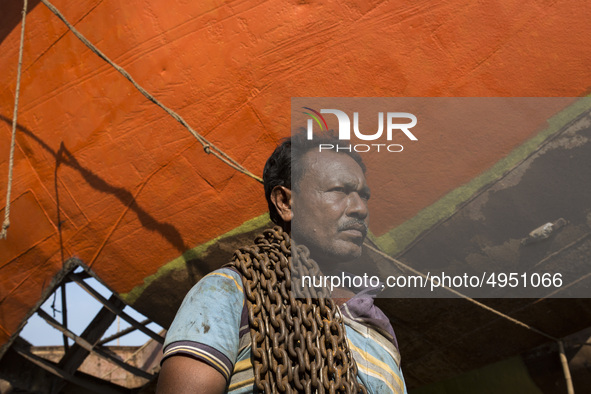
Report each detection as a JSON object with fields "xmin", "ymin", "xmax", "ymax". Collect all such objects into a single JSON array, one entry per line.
[{"xmin": 385, "ymin": 108, "xmax": 591, "ymax": 387}]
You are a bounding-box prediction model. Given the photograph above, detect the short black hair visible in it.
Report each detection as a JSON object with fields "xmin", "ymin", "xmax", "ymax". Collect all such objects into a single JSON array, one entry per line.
[{"xmin": 263, "ymin": 130, "xmax": 366, "ymax": 228}]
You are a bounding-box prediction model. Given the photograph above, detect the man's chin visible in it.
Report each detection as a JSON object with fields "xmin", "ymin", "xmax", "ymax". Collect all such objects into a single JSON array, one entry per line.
[
  {"xmin": 327, "ymin": 240, "xmax": 364, "ymax": 262},
  {"xmin": 294, "ymin": 237, "xmax": 364, "ymax": 265}
]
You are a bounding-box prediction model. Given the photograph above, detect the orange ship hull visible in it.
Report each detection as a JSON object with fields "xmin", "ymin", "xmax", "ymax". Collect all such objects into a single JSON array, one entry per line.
[{"xmin": 2, "ymin": 0, "xmax": 591, "ymax": 390}]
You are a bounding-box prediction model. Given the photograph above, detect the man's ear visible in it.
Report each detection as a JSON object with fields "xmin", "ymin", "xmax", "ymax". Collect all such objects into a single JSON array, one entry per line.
[{"xmin": 270, "ymin": 186, "xmax": 292, "ymax": 223}]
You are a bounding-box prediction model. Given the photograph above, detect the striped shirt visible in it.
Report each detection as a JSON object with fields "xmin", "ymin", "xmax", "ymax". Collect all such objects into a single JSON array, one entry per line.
[{"xmin": 163, "ymin": 268, "xmax": 407, "ymax": 393}]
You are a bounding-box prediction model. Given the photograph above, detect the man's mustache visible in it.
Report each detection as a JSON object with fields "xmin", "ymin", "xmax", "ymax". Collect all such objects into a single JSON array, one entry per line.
[{"xmin": 338, "ymin": 219, "xmax": 368, "ymax": 236}]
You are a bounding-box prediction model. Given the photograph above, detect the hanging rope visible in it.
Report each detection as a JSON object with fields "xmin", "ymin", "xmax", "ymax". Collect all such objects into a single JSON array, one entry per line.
[
  {"xmin": 39, "ymin": 0, "xmax": 263, "ymax": 184},
  {"xmin": 1, "ymin": 0, "xmax": 28, "ymax": 240},
  {"xmin": 558, "ymin": 340, "xmax": 575, "ymax": 394}
]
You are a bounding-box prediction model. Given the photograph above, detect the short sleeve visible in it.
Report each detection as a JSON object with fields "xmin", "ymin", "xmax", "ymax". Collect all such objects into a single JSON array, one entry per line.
[{"xmin": 162, "ymin": 268, "xmax": 244, "ymax": 381}]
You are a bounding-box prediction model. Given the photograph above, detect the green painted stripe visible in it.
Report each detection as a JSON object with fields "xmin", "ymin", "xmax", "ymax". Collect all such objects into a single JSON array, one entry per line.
[
  {"xmin": 375, "ymin": 97, "xmax": 591, "ymax": 256},
  {"xmin": 122, "ymin": 214, "xmax": 271, "ymax": 303}
]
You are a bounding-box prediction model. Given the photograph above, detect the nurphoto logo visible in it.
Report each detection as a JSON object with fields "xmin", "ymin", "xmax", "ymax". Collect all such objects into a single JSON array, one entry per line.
[{"xmin": 302, "ymin": 107, "xmax": 418, "ymax": 152}]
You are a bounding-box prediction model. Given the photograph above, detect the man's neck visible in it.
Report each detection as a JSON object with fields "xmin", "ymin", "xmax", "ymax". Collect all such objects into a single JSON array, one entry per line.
[{"xmin": 331, "ymin": 287, "xmax": 356, "ymax": 306}]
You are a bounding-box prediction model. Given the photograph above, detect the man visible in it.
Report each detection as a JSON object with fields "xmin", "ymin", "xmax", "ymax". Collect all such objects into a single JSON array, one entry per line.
[{"xmin": 157, "ymin": 133, "xmax": 407, "ymax": 393}]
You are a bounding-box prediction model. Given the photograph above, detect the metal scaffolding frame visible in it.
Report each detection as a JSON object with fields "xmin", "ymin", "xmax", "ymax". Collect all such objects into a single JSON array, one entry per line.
[{"xmin": 0, "ymin": 258, "xmax": 164, "ymax": 394}]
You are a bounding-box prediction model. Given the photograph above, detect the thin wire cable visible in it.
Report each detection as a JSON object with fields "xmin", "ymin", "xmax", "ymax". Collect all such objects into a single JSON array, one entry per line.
[
  {"xmin": 364, "ymin": 242, "xmax": 558, "ymax": 341},
  {"xmin": 39, "ymin": 0, "xmax": 263, "ymax": 184},
  {"xmin": 1, "ymin": 0, "xmax": 29, "ymax": 240}
]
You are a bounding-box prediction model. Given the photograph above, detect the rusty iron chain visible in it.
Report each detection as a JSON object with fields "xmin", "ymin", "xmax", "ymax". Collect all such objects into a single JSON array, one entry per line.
[{"xmin": 230, "ymin": 227, "xmax": 367, "ymax": 393}]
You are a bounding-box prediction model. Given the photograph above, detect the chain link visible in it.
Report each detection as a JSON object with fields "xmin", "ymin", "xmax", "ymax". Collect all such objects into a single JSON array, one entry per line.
[{"xmin": 230, "ymin": 227, "xmax": 367, "ymax": 393}]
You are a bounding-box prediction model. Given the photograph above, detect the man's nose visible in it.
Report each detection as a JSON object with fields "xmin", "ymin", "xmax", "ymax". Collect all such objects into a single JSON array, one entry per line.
[{"xmin": 347, "ymin": 192, "xmax": 369, "ymax": 219}]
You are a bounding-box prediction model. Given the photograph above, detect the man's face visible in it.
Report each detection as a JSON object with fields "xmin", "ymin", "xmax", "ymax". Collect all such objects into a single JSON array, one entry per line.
[{"xmin": 291, "ymin": 150, "xmax": 370, "ymax": 265}]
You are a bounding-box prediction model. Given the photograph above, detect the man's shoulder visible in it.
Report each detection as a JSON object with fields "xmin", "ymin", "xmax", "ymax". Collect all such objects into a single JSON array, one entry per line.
[
  {"xmin": 169, "ymin": 267, "xmax": 246, "ymax": 330},
  {"xmin": 184, "ymin": 267, "xmax": 244, "ymax": 300},
  {"xmin": 203, "ymin": 266, "xmax": 243, "ymax": 288},
  {"xmin": 163, "ymin": 267, "xmax": 247, "ymax": 363}
]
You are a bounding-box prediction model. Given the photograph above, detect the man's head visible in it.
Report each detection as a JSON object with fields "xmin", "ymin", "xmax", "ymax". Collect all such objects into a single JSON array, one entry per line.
[{"xmin": 263, "ymin": 132, "xmax": 370, "ymax": 264}]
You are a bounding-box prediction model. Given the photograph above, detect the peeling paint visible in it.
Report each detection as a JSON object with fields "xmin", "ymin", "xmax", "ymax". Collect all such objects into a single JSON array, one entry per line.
[{"xmin": 375, "ymin": 98, "xmax": 591, "ymax": 256}]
